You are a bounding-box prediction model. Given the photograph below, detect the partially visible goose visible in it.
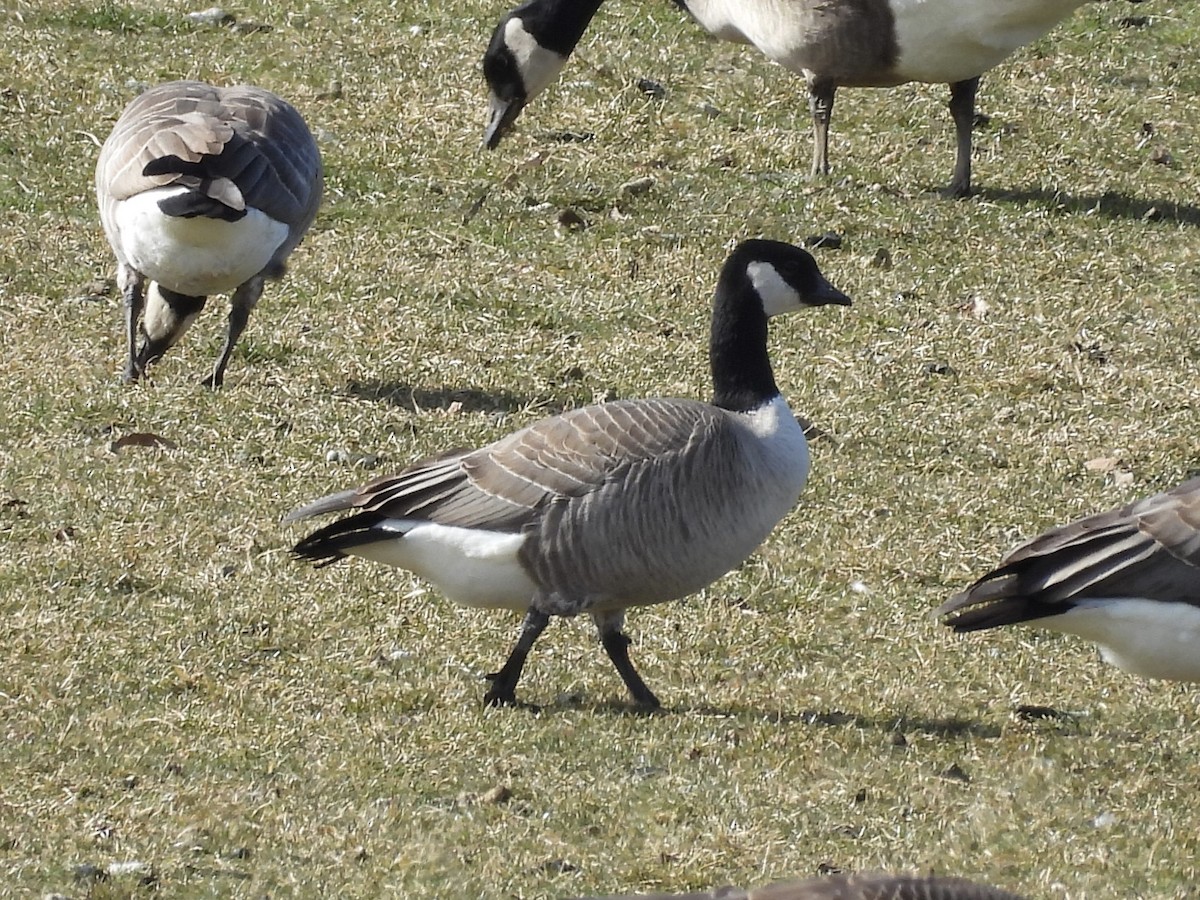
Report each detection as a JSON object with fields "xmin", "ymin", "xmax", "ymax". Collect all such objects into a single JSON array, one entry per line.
[
  {"xmin": 284, "ymin": 240, "xmax": 850, "ymax": 708},
  {"xmin": 937, "ymin": 476, "xmax": 1200, "ymax": 681},
  {"xmin": 571, "ymin": 872, "xmax": 1029, "ymax": 900},
  {"xmin": 96, "ymin": 80, "xmax": 323, "ymax": 386},
  {"xmin": 482, "ymin": 0, "xmax": 1090, "ymax": 196}
]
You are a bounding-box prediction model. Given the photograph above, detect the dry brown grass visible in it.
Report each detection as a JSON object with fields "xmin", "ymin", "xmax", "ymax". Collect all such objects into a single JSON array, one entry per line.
[{"xmin": 1, "ymin": 1, "xmax": 1199, "ymax": 897}]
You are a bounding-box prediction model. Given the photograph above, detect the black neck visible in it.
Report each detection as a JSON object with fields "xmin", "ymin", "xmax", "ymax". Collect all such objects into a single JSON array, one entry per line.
[
  {"xmin": 709, "ymin": 264, "xmax": 778, "ymax": 413},
  {"xmin": 513, "ymin": 0, "xmax": 605, "ymax": 54}
]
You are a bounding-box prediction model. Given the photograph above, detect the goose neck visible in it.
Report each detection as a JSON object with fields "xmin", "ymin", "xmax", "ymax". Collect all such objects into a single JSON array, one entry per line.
[
  {"xmin": 517, "ymin": 0, "xmax": 605, "ymax": 52},
  {"xmin": 709, "ymin": 272, "xmax": 778, "ymax": 413}
]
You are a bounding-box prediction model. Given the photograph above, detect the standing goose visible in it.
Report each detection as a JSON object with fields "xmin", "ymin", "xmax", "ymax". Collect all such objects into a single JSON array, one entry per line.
[
  {"xmin": 570, "ymin": 873, "xmax": 1029, "ymax": 900},
  {"xmin": 937, "ymin": 476, "xmax": 1200, "ymax": 681},
  {"xmin": 96, "ymin": 80, "xmax": 323, "ymax": 387},
  {"xmin": 482, "ymin": 0, "xmax": 1090, "ymax": 196},
  {"xmin": 284, "ymin": 240, "xmax": 850, "ymax": 708}
]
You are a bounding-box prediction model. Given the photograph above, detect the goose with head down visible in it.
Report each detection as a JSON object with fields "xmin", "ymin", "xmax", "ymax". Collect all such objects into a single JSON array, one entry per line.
[
  {"xmin": 96, "ymin": 80, "xmax": 323, "ymax": 387},
  {"xmin": 482, "ymin": 0, "xmax": 1091, "ymax": 197},
  {"xmin": 284, "ymin": 239, "xmax": 850, "ymax": 708}
]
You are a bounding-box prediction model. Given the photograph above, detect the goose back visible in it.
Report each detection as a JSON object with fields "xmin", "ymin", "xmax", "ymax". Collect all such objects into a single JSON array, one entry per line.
[
  {"xmin": 97, "ymin": 81, "xmax": 322, "ymax": 274},
  {"xmin": 938, "ymin": 476, "xmax": 1200, "ymax": 681},
  {"xmin": 941, "ymin": 476, "xmax": 1200, "ymax": 630}
]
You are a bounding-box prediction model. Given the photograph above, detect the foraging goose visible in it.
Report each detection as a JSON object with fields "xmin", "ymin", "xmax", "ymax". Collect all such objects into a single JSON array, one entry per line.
[
  {"xmin": 482, "ymin": 0, "xmax": 1090, "ymax": 196},
  {"xmin": 937, "ymin": 476, "xmax": 1200, "ymax": 681},
  {"xmin": 571, "ymin": 873, "xmax": 1028, "ymax": 900},
  {"xmin": 284, "ymin": 240, "xmax": 849, "ymax": 708},
  {"xmin": 96, "ymin": 80, "xmax": 323, "ymax": 386}
]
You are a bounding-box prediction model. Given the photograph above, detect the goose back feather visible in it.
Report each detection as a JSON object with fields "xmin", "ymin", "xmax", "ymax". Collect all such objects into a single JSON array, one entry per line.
[{"xmin": 938, "ymin": 476, "xmax": 1200, "ymax": 680}]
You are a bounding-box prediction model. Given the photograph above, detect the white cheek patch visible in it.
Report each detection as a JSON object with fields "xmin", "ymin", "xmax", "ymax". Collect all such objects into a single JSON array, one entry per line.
[
  {"xmin": 747, "ymin": 261, "xmax": 803, "ymax": 317},
  {"xmin": 143, "ymin": 283, "xmax": 202, "ymax": 343},
  {"xmin": 505, "ymin": 17, "xmax": 568, "ymax": 100}
]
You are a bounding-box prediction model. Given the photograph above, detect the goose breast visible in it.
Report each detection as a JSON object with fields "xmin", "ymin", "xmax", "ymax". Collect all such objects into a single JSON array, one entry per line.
[{"xmin": 521, "ymin": 396, "xmax": 810, "ymax": 612}]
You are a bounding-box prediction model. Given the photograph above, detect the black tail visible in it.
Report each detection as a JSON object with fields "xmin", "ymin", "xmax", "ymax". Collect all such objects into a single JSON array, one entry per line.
[
  {"xmin": 941, "ymin": 597, "xmax": 1068, "ymax": 632},
  {"xmin": 157, "ymin": 190, "xmax": 246, "ymax": 221},
  {"xmin": 290, "ymin": 512, "xmax": 397, "ymax": 569},
  {"xmin": 144, "ymin": 155, "xmax": 247, "ymax": 221}
]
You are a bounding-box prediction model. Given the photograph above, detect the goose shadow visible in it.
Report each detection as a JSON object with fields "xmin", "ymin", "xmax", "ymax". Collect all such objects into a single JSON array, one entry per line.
[
  {"xmin": 974, "ymin": 185, "xmax": 1200, "ymax": 226},
  {"xmin": 533, "ymin": 694, "xmax": 1007, "ymax": 739},
  {"xmin": 669, "ymin": 704, "xmax": 1006, "ymax": 740},
  {"xmin": 344, "ymin": 379, "xmax": 572, "ymax": 418}
]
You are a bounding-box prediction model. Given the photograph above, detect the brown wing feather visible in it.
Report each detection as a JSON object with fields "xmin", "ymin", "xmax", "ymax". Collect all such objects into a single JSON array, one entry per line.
[
  {"xmin": 284, "ymin": 399, "xmax": 722, "ymax": 535},
  {"xmin": 97, "ymin": 81, "xmax": 322, "ymax": 258},
  {"xmin": 939, "ymin": 476, "xmax": 1200, "ymax": 630}
]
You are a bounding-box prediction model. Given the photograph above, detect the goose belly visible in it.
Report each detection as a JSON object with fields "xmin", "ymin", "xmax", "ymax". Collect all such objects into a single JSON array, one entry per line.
[
  {"xmin": 351, "ymin": 520, "xmax": 538, "ymax": 611},
  {"xmin": 1044, "ymin": 598, "xmax": 1200, "ymax": 682},
  {"xmin": 113, "ymin": 188, "xmax": 287, "ymax": 295},
  {"xmin": 572, "ymin": 476, "xmax": 808, "ymax": 613},
  {"xmin": 891, "ymin": 0, "xmax": 1087, "ymax": 84},
  {"xmin": 683, "ymin": 0, "xmax": 1084, "ymax": 87}
]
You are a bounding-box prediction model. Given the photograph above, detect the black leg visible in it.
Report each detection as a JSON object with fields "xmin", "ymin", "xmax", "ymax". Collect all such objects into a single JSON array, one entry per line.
[
  {"xmin": 806, "ymin": 75, "xmax": 836, "ymax": 179},
  {"xmin": 485, "ymin": 609, "xmax": 550, "ymax": 707},
  {"xmin": 594, "ymin": 611, "xmax": 660, "ymax": 709},
  {"xmin": 119, "ymin": 266, "xmax": 145, "ymax": 383},
  {"xmin": 204, "ymin": 277, "xmax": 264, "ymax": 388},
  {"xmin": 945, "ymin": 76, "xmax": 980, "ymax": 198}
]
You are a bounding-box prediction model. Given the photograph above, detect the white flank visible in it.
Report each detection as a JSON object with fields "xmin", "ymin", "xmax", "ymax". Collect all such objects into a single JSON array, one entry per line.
[
  {"xmin": 891, "ymin": 0, "xmax": 1087, "ymax": 84},
  {"xmin": 114, "ymin": 188, "xmax": 288, "ymax": 296},
  {"xmin": 348, "ymin": 520, "xmax": 537, "ymax": 611},
  {"xmin": 504, "ymin": 17, "xmax": 568, "ymax": 100},
  {"xmin": 1045, "ymin": 598, "xmax": 1200, "ymax": 682}
]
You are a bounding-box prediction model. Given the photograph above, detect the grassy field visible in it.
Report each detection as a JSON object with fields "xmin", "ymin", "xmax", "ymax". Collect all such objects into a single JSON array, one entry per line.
[{"xmin": 2, "ymin": 0, "xmax": 1199, "ymax": 897}]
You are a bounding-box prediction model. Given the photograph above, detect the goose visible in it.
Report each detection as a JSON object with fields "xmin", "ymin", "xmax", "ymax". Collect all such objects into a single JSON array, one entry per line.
[
  {"xmin": 570, "ymin": 872, "xmax": 1029, "ymax": 900},
  {"xmin": 937, "ymin": 476, "xmax": 1200, "ymax": 681},
  {"xmin": 482, "ymin": 0, "xmax": 1091, "ymax": 196},
  {"xmin": 284, "ymin": 239, "xmax": 850, "ymax": 708},
  {"xmin": 96, "ymin": 80, "xmax": 323, "ymax": 387}
]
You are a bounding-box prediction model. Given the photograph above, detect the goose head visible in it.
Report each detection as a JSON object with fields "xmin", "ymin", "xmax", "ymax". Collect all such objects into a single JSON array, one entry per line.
[
  {"xmin": 482, "ymin": 0, "xmax": 604, "ymax": 148},
  {"xmin": 134, "ymin": 283, "xmax": 207, "ymax": 374},
  {"xmin": 710, "ymin": 239, "xmax": 850, "ymax": 413}
]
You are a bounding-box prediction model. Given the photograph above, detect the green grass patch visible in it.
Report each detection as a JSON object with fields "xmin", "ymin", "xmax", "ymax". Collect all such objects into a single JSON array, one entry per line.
[{"xmin": 1, "ymin": 1, "xmax": 1199, "ymax": 897}]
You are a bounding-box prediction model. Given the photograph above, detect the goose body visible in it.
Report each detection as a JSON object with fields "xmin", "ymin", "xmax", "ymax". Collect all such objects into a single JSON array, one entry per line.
[
  {"xmin": 482, "ymin": 0, "xmax": 1089, "ymax": 196},
  {"xmin": 285, "ymin": 240, "xmax": 850, "ymax": 707},
  {"xmin": 573, "ymin": 872, "xmax": 1028, "ymax": 900},
  {"xmin": 96, "ymin": 80, "xmax": 323, "ymax": 386},
  {"xmin": 937, "ymin": 476, "xmax": 1200, "ymax": 681}
]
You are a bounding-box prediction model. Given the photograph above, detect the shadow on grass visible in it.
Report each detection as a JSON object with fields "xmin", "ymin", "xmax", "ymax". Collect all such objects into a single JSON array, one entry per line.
[
  {"xmin": 682, "ymin": 704, "xmax": 1005, "ymax": 740},
  {"xmin": 975, "ymin": 185, "xmax": 1200, "ymax": 226},
  {"xmin": 535, "ymin": 694, "xmax": 1005, "ymax": 738},
  {"xmin": 345, "ymin": 379, "xmax": 570, "ymax": 417}
]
